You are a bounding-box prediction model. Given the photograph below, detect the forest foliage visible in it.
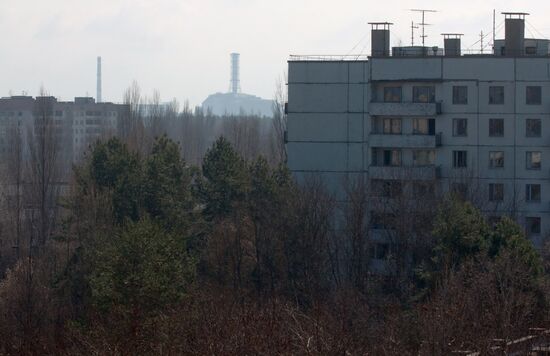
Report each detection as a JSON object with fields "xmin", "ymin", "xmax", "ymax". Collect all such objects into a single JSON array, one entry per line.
[{"xmin": 0, "ymin": 89, "xmax": 548, "ymax": 354}]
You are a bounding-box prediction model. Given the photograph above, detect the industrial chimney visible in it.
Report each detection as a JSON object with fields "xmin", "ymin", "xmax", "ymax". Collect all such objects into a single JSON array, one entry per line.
[
  {"xmin": 442, "ymin": 34, "xmax": 463, "ymax": 56},
  {"xmin": 97, "ymin": 56, "xmax": 102, "ymax": 103},
  {"xmin": 503, "ymin": 12, "xmax": 528, "ymax": 56},
  {"xmin": 369, "ymin": 22, "xmax": 392, "ymax": 57},
  {"xmin": 230, "ymin": 53, "xmax": 241, "ymax": 95}
]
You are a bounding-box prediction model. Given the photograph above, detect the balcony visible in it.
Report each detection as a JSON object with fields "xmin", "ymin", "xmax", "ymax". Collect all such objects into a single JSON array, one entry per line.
[
  {"xmin": 368, "ymin": 165, "xmax": 441, "ymax": 180},
  {"xmin": 369, "ymin": 101, "xmax": 442, "ymax": 116},
  {"xmin": 369, "ymin": 132, "xmax": 442, "ymax": 148}
]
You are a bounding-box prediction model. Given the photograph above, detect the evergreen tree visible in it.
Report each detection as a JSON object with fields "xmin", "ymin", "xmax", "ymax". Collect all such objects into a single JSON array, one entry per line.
[
  {"xmin": 90, "ymin": 218, "xmax": 195, "ymax": 316},
  {"xmin": 143, "ymin": 135, "xmax": 194, "ymax": 233},
  {"xmin": 199, "ymin": 136, "xmax": 249, "ymax": 221},
  {"xmin": 90, "ymin": 138, "xmax": 142, "ymax": 223}
]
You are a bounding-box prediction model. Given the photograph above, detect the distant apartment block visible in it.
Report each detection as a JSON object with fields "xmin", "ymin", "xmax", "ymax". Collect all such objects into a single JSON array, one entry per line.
[
  {"xmin": 287, "ymin": 13, "xmax": 550, "ymax": 248},
  {"xmin": 0, "ymin": 96, "xmax": 127, "ymax": 174}
]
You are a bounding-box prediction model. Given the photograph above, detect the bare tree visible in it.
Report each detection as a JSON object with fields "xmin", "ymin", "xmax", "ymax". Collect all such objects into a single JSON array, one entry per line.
[
  {"xmin": 121, "ymin": 81, "xmax": 146, "ymax": 153},
  {"xmin": 339, "ymin": 175, "xmax": 371, "ymax": 291},
  {"xmin": 4, "ymin": 119, "xmax": 25, "ymax": 260},
  {"xmin": 27, "ymin": 88, "xmax": 61, "ymax": 248},
  {"xmin": 272, "ymin": 73, "xmax": 287, "ymax": 164}
]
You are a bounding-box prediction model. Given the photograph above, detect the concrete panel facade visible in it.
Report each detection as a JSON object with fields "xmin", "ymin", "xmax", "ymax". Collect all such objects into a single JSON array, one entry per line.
[
  {"xmin": 370, "ymin": 58, "xmax": 442, "ymax": 80},
  {"xmin": 289, "ymin": 61, "xmax": 349, "ymax": 83},
  {"xmin": 443, "ymin": 58, "xmax": 515, "ymax": 81},
  {"xmin": 287, "ymin": 113, "xmax": 353, "ymax": 142},
  {"xmin": 288, "ymin": 83, "xmax": 348, "ymax": 113},
  {"xmin": 287, "ymin": 142, "xmax": 352, "ymax": 172},
  {"xmin": 287, "ymin": 55, "xmax": 550, "ymax": 246}
]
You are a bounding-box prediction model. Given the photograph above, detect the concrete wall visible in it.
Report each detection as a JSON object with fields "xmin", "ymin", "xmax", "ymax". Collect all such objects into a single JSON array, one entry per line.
[
  {"xmin": 287, "ymin": 61, "xmax": 369, "ymax": 200},
  {"xmin": 287, "ymin": 56, "xmax": 550, "ymax": 246}
]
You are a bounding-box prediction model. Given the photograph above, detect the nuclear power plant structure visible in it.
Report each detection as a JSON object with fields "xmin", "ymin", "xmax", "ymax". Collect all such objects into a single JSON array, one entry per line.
[
  {"xmin": 230, "ymin": 53, "xmax": 241, "ymax": 94},
  {"xmin": 97, "ymin": 56, "xmax": 102, "ymax": 103},
  {"xmin": 201, "ymin": 53, "xmax": 273, "ymax": 117}
]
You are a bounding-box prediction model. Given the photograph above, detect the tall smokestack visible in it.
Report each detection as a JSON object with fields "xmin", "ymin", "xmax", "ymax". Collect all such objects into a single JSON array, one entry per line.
[
  {"xmin": 97, "ymin": 56, "xmax": 102, "ymax": 103},
  {"xmin": 230, "ymin": 53, "xmax": 241, "ymax": 95}
]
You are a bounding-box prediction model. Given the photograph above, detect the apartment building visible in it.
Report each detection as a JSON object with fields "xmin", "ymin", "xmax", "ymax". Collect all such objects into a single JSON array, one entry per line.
[
  {"xmin": 287, "ymin": 13, "xmax": 550, "ymax": 250},
  {"xmin": 0, "ymin": 96, "xmax": 127, "ymax": 175}
]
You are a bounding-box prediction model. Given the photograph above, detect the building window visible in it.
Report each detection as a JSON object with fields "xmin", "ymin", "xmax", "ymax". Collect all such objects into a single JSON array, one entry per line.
[
  {"xmin": 413, "ymin": 150, "xmax": 435, "ymax": 166},
  {"xmin": 488, "ymin": 216, "xmax": 501, "ymax": 227},
  {"xmin": 489, "ymin": 151, "xmax": 504, "ymax": 168},
  {"xmin": 383, "ymin": 150, "xmax": 402, "ymax": 166},
  {"xmin": 384, "ymin": 87, "xmax": 402, "ymax": 102},
  {"xmin": 413, "ymin": 86, "xmax": 435, "ymax": 103},
  {"xmin": 453, "ymin": 86, "xmax": 468, "ymax": 105},
  {"xmin": 371, "ymin": 212, "xmax": 395, "ymax": 230},
  {"xmin": 453, "ymin": 151, "xmax": 467, "ymax": 168},
  {"xmin": 526, "ymin": 46, "xmax": 537, "ymax": 55},
  {"xmin": 412, "ymin": 118, "xmax": 435, "ymax": 135},
  {"xmin": 370, "ymin": 243, "xmax": 389, "ymax": 260},
  {"xmin": 526, "ymin": 151, "xmax": 542, "ymax": 170},
  {"xmin": 526, "ymin": 184, "xmax": 541, "ymax": 202},
  {"xmin": 413, "ymin": 181, "xmax": 435, "ymax": 198},
  {"xmin": 452, "ymin": 118, "xmax": 467, "ymax": 137},
  {"xmin": 525, "ymin": 217, "xmax": 541, "ymax": 235},
  {"xmin": 371, "ymin": 180, "xmax": 402, "ymax": 198},
  {"xmin": 451, "ymin": 182, "xmax": 468, "ymax": 198},
  {"xmin": 526, "ymin": 119, "xmax": 541, "ymax": 137},
  {"xmin": 383, "ymin": 118, "xmax": 402, "ymax": 134},
  {"xmin": 489, "ymin": 118, "xmax": 504, "ymax": 137},
  {"xmin": 489, "ymin": 183, "xmax": 504, "ymax": 201},
  {"xmin": 383, "ymin": 180, "xmax": 402, "ymax": 198},
  {"xmin": 489, "ymin": 86, "xmax": 504, "ymax": 105},
  {"xmin": 526, "ymin": 86, "xmax": 542, "ymax": 105}
]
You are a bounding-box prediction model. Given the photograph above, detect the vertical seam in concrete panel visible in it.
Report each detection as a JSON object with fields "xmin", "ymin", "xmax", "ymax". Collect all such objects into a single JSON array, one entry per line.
[
  {"xmin": 368, "ymin": 60, "xmax": 373, "ymax": 175},
  {"xmin": 476, "ymin": 80, "xmax": 480, "ymax": 182},
  {"xmin": 363, "ymin": 61, "xmax": 366, "ymax": 173},
  {"xmin": 441, "ymin": 57, "xmax": 444, "ymax": 193},
  {"xmin": 513, "ymin": 58, "xmax": 517, "ymax": 211},
  {"xmin": 347, "ymin": 62, "xmax": 350, "ymax": 176}
]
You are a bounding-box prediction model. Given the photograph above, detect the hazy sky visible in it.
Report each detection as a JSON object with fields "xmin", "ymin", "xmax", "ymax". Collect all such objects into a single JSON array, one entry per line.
[{"xmin": 1, "ymin": 0, "xmax": 549, "ymax": 107}]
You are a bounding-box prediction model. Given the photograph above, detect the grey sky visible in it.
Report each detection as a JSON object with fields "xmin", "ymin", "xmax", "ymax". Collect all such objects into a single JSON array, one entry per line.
[{"xmin": 1, "ymin": 0, "xmax": 549, "ymax": 107}]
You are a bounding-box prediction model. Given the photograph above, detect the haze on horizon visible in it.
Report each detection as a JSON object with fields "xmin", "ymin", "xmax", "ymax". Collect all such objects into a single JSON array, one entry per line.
[{"xmin": 1, "ymin": 0, "xmax": 549, "ymax": 107}]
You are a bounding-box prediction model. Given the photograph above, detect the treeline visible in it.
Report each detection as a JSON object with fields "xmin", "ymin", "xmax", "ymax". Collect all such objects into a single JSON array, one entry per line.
[
  {"xmin": 0, "ymin": 131, "xmax": 548, "ymax": 355},
  {"xmin": 117, "ymin": 83, "xmax": 285, "ymax": 166},
  {"xmin": 0, "ymin": 83, "xmax": 285, "ymax": 274}
]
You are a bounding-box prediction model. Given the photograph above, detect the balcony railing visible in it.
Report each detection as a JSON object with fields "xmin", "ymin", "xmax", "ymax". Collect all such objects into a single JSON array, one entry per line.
[
  {"xmin": 369, "ymin": 132, "xmax": 442, "ymax": 148},
  {"xmin": 368, "ymin": 165, "xmax": 441, "ymax": 180},
  {"xmin": 369, "ymin": 101, "xmax": 442, "ymax": 116}
]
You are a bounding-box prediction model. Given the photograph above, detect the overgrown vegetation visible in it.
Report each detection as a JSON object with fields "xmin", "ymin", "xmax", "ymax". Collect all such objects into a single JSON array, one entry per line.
[
  {"xmin": 0, "ymin": 85, "xmax": 548, "ymax": 354},
  {"xmin": 0, "ymin": 133, "xmax": 547, "ymax": 355}
]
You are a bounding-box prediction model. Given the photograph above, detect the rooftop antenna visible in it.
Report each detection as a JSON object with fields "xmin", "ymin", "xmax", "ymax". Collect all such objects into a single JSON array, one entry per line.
[
  {"xmin": 410, "ymin": 9, "xmax": 437, "ymax": 47},
  {"xmin": 493, "ymin": 9, "xmax": 497, "ymax": 53},
  {"xmin": 411, "ymin": 21, "xmax": 419, "ymax": 46}
]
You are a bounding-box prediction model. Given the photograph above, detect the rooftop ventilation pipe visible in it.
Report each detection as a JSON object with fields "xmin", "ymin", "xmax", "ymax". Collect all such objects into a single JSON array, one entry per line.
[
  {"xmin": 442, "ymin": 34, "xmax": 463, "ymax": 56},
  {"xmin": 503, "ymin": 12, "xmax": 528, "ymax": 56},
  {"xmin": 369, "ymin": 22, "xmax": 392, "ymax": 57}
]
